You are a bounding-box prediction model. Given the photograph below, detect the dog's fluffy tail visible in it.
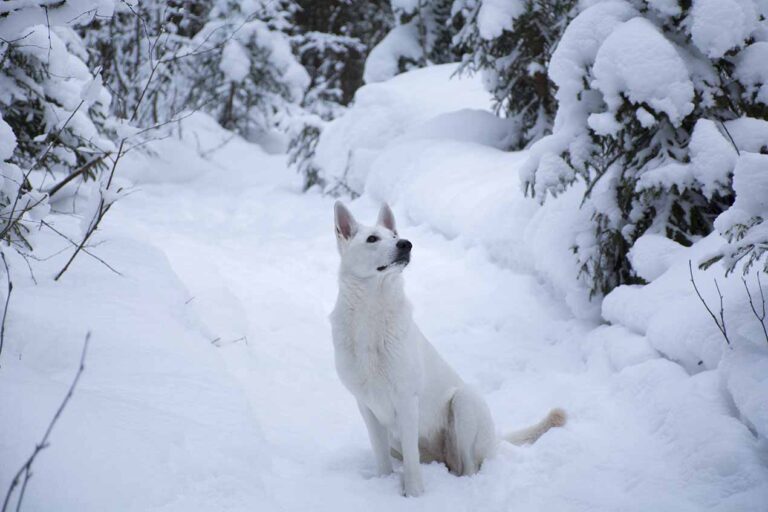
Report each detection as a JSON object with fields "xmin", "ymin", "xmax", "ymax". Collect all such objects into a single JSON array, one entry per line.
[{"xmin": 504, "ymin": 408, "xmax": 567, "ymax": 446}]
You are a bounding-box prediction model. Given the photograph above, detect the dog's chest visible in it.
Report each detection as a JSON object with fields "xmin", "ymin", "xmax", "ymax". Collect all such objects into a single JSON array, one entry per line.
[{"xmin": 331, "ymin": 307, "xmax": 418, "ymax": 418}]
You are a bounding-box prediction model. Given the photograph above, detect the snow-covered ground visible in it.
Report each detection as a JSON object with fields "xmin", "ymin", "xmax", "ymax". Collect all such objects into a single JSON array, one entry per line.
[{"xmin": 1, "ymin": 66, "xmax": 767, "ymax": 511}]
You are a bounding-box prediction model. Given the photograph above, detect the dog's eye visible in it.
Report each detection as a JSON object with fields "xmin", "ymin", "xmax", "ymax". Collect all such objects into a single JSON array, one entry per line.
[{"xmin": 366, "ymin": 235, "xmax": 379, "ymax": 243}]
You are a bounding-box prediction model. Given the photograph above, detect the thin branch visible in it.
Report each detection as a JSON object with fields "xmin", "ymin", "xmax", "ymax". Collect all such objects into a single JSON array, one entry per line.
[
  {"xmin": 742, "ymin": 273, "xmax": 768, "ymax": 344},
  {"xmin": 39, "ymin": 220, "xmax": 122, "ymax": 277},
  {"xmin": 689, "ymin": 260, "xmax": 731, "ymax": 345},
  {"xmin": 1, "ymin": 333, "xmax": 91, "ymax": 512},
  {"xmin": 0, "ymin": 253, "xmax": 12, "ymax": 361},
  {"xmin": 46, "ymin": 153, "xmax": 111, "ymax": 198},
  {"xmin": 718, "ymin": 121, "xmax": 741, "ymax": 157}
]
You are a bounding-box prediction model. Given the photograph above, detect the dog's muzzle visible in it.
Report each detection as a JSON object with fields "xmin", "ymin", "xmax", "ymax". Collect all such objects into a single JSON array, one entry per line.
[{"xmin": 377, "ymin": 239, "xmax": 412, "ymax": 271}]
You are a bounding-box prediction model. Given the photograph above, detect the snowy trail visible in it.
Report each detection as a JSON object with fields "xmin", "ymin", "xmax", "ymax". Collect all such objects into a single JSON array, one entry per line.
[{"xmin": 101, "ymin": 134, "xmax": 764, "ymax": 512}]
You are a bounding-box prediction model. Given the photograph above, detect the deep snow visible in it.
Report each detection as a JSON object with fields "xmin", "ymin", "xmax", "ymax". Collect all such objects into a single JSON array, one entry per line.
[{"xmin": 1, "ymin": 67, "xmax": 767, "ymax": 512}]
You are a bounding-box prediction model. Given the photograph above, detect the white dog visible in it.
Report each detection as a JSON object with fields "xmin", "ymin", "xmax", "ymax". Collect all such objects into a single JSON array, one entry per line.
[{"xmin": 330, "ymin": 202, "xmax": 566, "ymax": 497}]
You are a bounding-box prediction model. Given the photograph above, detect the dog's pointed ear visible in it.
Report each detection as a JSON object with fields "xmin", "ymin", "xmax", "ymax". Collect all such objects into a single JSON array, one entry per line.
[
  {"xmin": 334, "ymin": 201, "xmax": 358, "ymax": 241},
  {"xmin": 377, "ymin": 203, "xmax": 396, "ymax": 234}
]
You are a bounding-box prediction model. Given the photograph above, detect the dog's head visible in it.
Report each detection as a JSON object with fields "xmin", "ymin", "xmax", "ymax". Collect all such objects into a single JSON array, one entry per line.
[{"xmin": 334, "ymin": 201, "xmax": 412, "ymax": 279}]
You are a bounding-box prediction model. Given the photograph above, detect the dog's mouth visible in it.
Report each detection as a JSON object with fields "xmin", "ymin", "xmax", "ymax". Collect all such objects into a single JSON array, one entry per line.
[{"xmin": 376, "ymin": 255, "xmax": 410, "ymax": 272}]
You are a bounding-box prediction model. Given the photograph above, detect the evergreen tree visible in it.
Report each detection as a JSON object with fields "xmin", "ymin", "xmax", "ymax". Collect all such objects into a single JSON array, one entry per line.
[
  {"xmin": 292, "ymin": 0, "xmax": 392, "ymax": 116},
  {"xmin": 522, "ymin": 0, "xmax": 766, "ymax": 297},
  {"xmin": 453, "ymin": 0, "xmax": 576, "ymax": 149}
]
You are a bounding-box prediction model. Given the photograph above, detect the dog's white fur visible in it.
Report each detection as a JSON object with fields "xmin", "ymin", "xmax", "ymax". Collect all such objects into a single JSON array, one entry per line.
[{"xmin": 330, "ymin": 202, "xmax": 566, "ymax": 497}]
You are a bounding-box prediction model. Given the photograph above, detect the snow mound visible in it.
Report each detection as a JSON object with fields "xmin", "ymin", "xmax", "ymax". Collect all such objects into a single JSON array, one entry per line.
[{"xmin": 314, "ymin": 64, "xmax": 492, "ymax": 192}]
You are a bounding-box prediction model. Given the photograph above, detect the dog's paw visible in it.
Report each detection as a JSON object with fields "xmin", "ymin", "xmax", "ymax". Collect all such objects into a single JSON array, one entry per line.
[
  {"xmin": 376, "ymin": 464, "xmax": 394, "ymax": 477},
  {"xmin": 401, "ymin": 476, "xmax": 425, "ymax": 497}
]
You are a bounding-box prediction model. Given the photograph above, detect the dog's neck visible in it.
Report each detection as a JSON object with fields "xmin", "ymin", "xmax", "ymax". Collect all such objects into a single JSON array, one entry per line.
[{"xmin": 336, "ymin": 272, "xmax": 410, "ymax": 319}]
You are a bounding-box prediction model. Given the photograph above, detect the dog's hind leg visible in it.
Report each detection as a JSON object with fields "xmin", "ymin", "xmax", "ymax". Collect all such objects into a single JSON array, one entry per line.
[
  {"xmin": 357, "ymin": 402, "xmax": 394, "ymax": 476},
  {"xmin": 445, "ymin": 387, "xmax": 495, "ymax": 476}
]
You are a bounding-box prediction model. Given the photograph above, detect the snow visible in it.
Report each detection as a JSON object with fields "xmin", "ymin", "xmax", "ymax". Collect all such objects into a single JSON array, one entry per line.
[
  {"xmin": 714, "ymin": 152, "xmax": 768, "ymax": 235},
  {"xmin": 3, "ymin": 56, "xmax": 768, "ymax": 512},
  {"xmin": 646, "ymin": 0, "xmax": 682, "ymax": 17},
  {"xmin": 689, "ymin": 0, "xmax": 758, "ymax": 59},
  {"xmin": 477, "ymin": 0, "xmax": 524, "ymax": 40},
  {"xmin": 79, "ymin": 72, "xmax": 104, "ymax": 104},
  {"xmin": 0, "ymin": 113, "xmax": 16, "ymax": 161},
  {"xmin": 734, "ymin": 42, "xmax": 768, "ymax": 105},
  {"xmin": 689, "ymin": 119, "xmax": 738, "ymax": 199},
  {"xmin": 635, "ymin": 107, "xmax": 656, "ymax": 127},
  {"xmin": 363, "ymin": 21, "xmax": 423, "ymax": 84},
  {"xmin": 314, "ymin": 64, "xmax": 493, "ymax": 192},
  {"xmin": 591, "ymin": 17, "xmax": 694, "ymax": 126},
  {"xmin": 628, "ymin": 233, "xmax": 686, "ymax": 282},
  {"xmin": 247, "ymin": 20, "xmax": 309, "ymax": 102},
  {"xmin": 220, "ymin": 40, "xmax": 251, "ymax": 82},
  {"xmin": 724, "ymin": 116, "xmax": 768, "ymax": 153},
  {"xmin": 0, "ymin": 0, "xmax": 113, "ymax": 40},
  {"xmin": 548, "ymin": 1, "xmax": 638, "ymax": 104}
]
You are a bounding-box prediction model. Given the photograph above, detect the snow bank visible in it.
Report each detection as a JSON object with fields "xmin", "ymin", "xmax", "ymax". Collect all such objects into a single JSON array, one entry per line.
[
  {"xmin": 0, "ymin": 115, "xmax": 275, "ymax": 512},
  {"xmin": 603, "ymin": 232, "xmax": 768, "ymax": 438},
  {"xmin": 314, "ymin": 64, "xmax": 493, "ymax": 192}
]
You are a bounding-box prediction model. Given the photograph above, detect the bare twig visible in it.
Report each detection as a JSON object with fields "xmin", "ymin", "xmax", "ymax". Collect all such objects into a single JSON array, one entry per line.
[
  {"xmin": 211, "ymin": 335, "xmax": 248, "ymax": 347},
  {"xmin": 0, "ymin": 253, "xmax": 12, "ymax": 361},
  {"xmin": 46, "ymin": 154, "xmax": 111, "ymax": 198},
  {"xmin": 718, "ymin": 121, "xmax": 741, "ymax": 157},
  {"xmin": 39, "ymin": 220, "xmax": 122, "ymax": 277},
  {"xmin": 1, "ymin": 333, "xmax": 90, "ymax": 512},
  {"xmin": 689, "ymin": 260, "xmax": 731, "ymax": 345},
  {"xmin": 742, "ymin": 273, "xmax": 768, "ymax": 344}
]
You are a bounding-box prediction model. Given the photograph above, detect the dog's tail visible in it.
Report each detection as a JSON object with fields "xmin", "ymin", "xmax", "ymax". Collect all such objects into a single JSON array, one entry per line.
[{"xmin": 504, "ymin": 408, "xmax": 567, "ymax": 446}]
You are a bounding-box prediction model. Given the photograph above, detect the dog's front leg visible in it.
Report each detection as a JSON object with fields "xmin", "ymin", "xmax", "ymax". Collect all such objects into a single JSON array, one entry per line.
[
  {"xmin": 396, "ymin": 394, "xmax": 424, "ymax": 497},
  {"xmin": 357, "ymin": 402, "xmax": 394, "ymax": 476}
]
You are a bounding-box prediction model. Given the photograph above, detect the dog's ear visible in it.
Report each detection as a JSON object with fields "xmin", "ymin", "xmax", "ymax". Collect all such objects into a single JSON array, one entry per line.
[
  {"xmin": 334, "ymin": 201, "xmax": 358, "ymax": 241},
  {"xmin": 377, "ymin": 203, "xmax": 396, "ymax": 234}
]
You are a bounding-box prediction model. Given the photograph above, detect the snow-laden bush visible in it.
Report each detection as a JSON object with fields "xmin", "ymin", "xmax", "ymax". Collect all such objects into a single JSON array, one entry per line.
[
  {"xmin": 80, "ymin": 0, "xmax": 311, "ymax": 140},
  {"xmin": 79, "ymin": 0, "xmax": 212, "ymax": 127},
  {"xmin": 172, "ymin": 1, "xmax": 309, "ymax": 139},
  {"xmin": 453, "ymin": 0, "xmax": 577, "ymax": 149},
  {"xmin": 0, "ymin": 0, "xmax": 116, "ymax": 250},
  {"xmin": 522, "ymin": 0, "xmax": 768, "ymax": 298}
]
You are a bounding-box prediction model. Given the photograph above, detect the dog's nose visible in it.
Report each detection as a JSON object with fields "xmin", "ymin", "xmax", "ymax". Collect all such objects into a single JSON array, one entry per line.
[{"xmin": 397, "ymin": 239, "xmax": 412, "ymax": 252}]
